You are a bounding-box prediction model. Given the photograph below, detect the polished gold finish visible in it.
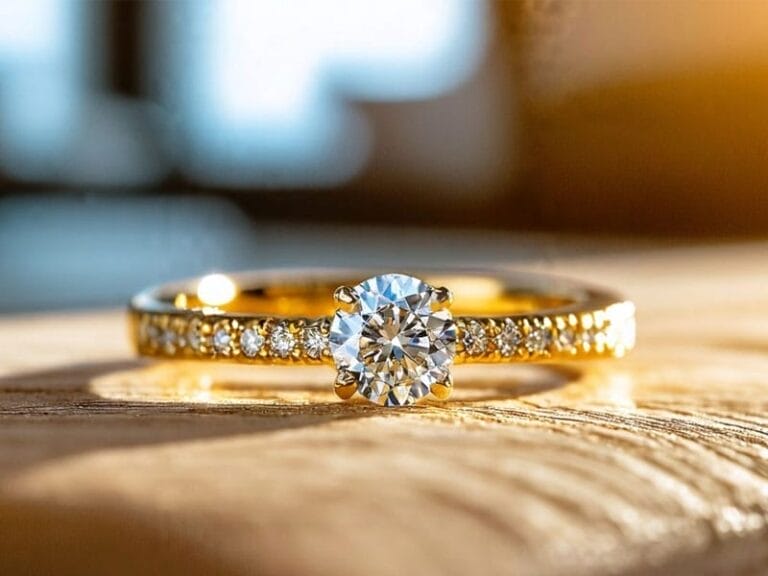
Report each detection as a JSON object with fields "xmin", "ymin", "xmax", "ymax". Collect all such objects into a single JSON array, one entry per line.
[
  {"xmin": 333, "ymin": 285, "xmax": 358, "ymax": 309},
  {"xmin": 333, "ymin": 371, "xmax": 358, "ymax": 400},
  {"xmin": 130, "ymin": 271, "xmax": 635, "ymax": 371},
  {"xmin": 430, "ymin": 375, "xmax": 454, "ymax": 400},
  {"xmin": 431, "ymin": 286, "xmax": 454, "ymax": 309}
]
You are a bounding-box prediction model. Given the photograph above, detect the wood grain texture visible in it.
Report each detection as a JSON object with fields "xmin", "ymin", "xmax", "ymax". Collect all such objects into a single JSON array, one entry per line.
[{"xmin": 1, "ymin": 242, "xmax": 767, "ymax": 576}]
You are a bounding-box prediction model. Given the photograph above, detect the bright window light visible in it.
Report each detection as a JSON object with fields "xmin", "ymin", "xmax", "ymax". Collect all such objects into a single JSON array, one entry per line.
[{"xmin": 157, "ymin": 0, "xmax": 487, "ymax": 187}]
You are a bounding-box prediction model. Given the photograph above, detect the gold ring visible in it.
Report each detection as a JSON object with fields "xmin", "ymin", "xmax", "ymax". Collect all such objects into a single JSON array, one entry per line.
[{"xmin": 129, "ymin": 271, "xmax": 635, "ymax": 407}]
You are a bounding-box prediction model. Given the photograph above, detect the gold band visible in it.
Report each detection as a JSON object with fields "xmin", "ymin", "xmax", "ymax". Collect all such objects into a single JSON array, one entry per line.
[{"xmin": 129, "ymin": 270, "xmax": 635, "ymax": 365}]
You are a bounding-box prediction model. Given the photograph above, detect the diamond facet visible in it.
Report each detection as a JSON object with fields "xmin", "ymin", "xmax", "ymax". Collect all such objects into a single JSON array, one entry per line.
[
  {"xmin": 329, "ymin": 274, "xmax": 456, "ymax": 406},
  {"xmin": 270, "ymin": 323, "xmax": 295, "ymax": 358},
  {"xmin": 159, "ymin": 328, "xmax": 177, "ymax": 354},
  {"xmin": 556, "ymin": 326, "xmax": 577, "ymax": 352},
  {"xmin": 495, "ymin": 319, "xmax": 521, "ymax": 356},
  {"xmin": 462, "ymin": 320, "xmax": 487, "ymax": 356},
  {"xmin": 525, "ymin": 324, "xmax": 552, "ymax": 355},
  {"xmin": 212, "ymin": 328, "xmax": 232, "ymax": 353},
  {"xmin": 141, "ymin": 323, "xmax": 160, "ymax": 346},
  {"xmin": 302, "ymin": 325, "xmax": 327, "ymax": 359},
  {"xmin": 186, "ymin": 318, "xmax": 202, "ymax": 351},
  {"xmin": 240, "ymin": 327, "xmax": 264, "ymax": 357},
  {"xmin": 580, "ymin": 326, "xmax": 604, "ymax": 351}
]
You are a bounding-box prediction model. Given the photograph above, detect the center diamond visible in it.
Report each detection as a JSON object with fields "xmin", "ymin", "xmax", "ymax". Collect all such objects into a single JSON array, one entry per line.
[{"xmin": 329, "ymin": 274, "xmax": 456, "ymax": 406}]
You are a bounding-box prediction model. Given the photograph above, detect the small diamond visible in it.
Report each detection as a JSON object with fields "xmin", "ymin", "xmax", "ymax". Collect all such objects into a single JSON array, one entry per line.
[
  {"xmin": 270, "ymin": 324, "xmax": 295, "ymax": 358},
  {"xmin": 142, "ymin": 322, "xmax": 160, "ymax": 346},
  {"xmin": 495, "ymin": 319, "xmax": 521, "ymax": 356},
  {"xmin": 605, "ymin": 322, "xmax": 620, "ymax": 349},
  {"xmin": 526, "ymin": 324, "xmax": 552, "ymax": 355},
  {"xmin": 159, "ymin": 328, "xmax": 177, "ymax": 354},
  {"xmin": 580, "ymin": 327, "xmax": 604, "ymax": 351},
  {"xmin": 463, "ymin": 320, "xmax": 488, "ymax": 355},
  {"xmin": 186, "ymin": 319, "xmax": 202, "ymax": 351},
  {"xmin": 604, "ymin": 315, "xmax": 636, "ymax": 355},
  {"xmin": 302, "ymin": 325, "xmax": 327, "ymax": 359},
  {"xmin": 240, "ymin": 327, "xmax": 264, "ymax": 357},
  {"xmin": 213, "ymin": 327, "xmax": 232, "ymax": 353},
  {"xmin": 556, "ymin": 326, "xmax": 576, "ymax": 352}
]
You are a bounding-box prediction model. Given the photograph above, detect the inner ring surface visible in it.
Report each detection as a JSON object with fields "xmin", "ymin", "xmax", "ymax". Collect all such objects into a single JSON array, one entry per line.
[{"xmin": 132, "ymin": 271, "xmax": 621, "ymax": 319}]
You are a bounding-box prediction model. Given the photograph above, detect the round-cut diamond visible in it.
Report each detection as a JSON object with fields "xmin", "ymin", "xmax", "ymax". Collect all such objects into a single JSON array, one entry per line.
[
  {"xmin": 580, "ymin": 327, "xmax": 604, "ymax": 351},
  {"xmin": 329, "ymin": 274, "xmax": 456, "ymax": 407},
  {"xmin": 526, "ymin": 324, "xmax": 552, "ymax": 355},
  {"xmin": 186, "ymin": 319, "xmax": 202, "ymax": 351},
  {"xmin": 212, "ymin": 328, "xmax": 232, "ymax": 352},
  {"xmin": 462, "ymin": 320, "xmax": 487, "ymax": 355},
  {"xmin": 302, "ymin": 325, "xmax": 327, "ymax": 359},
  {"xmin": 240, "ymin": 327, "xmax": 264, "ymax": 357},
  {"xmin": 141, "ymin": 322, "xmax": 160, "ymax": 346},
  {"xmin": 495, "ymin": 319, "xmax": 521, "ymax": 356},
  {"xmin": 270, "ymin": 323, "xmax": 296, "ymax": 358},
  {"xmin": 159, "ymin": 328, "xmax": 177, "ymax": 354},
  {"xmin": 557, "ymin": 326, "xmax": 576, "ymax": 352}
]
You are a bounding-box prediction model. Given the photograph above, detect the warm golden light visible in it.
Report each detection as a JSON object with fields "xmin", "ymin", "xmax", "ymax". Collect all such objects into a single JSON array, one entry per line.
[
  {"xmin": 173, "ymin": 293, "xmax": 188, "ymax": 309},
  {"xmin": 605, "ymin": 301, "xmax": 636, "ymax": 357},
  {"xmin": 432, "ymin": 277, "xmax": 503, "ymax": 301},
  {"xmin": 197, "ymin": 273, "xmax": 237, "ymax": 307}
]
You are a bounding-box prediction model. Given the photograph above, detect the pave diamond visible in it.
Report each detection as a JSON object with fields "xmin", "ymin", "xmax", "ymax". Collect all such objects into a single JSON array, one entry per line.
[
  {"xmin": 302, "ymin": 325, "xmax": 327, "ymax": 359},
  {"xmin": 186, "ymin": 319, "xmax": 202, "ymax": 351},
  {"xmin": 141, "ymin": 323, "xmax": 160, "ymax": 346},
  {"xmin": 212, "ymin": 327, "xmax": 232, "ymax": 353},
  {"xmin": 495, "ymin": 319, "xmax": 521, "ymax": 356},
  {"xmin": 159, "ymin": 328, "xmax": 177, "ymax": 354},
  {"xmin": 526, "ymin": 324, "xmax": 552, "ymax": 355},
  {"xmin": 329, "ymin": 274, "xmax": 456, "ymax": 406},
  {"xmin": 240, "ymin": 327, "xmax": 264, "ymax": 357},
  {"xmin": 462, "ymin": 320, "xmax": 487, "ymax": 355},
  {"xmin": 270, "ymin": 323, "xmax": 296, "ymax": 358},
  {"xmin": 580, "ymin": 327, "xmax": 604, "ymax": 351},
  {"xmin": 556, "ymin": 326, "xmax": 577, "ymax": 352}
]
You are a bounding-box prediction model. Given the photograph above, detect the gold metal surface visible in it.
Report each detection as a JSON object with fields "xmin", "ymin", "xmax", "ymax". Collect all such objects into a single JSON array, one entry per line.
[
  {"xmin": 1, "ymin": 243, "xmax": 767, "ymax": 575},
  {"xmin": 129, "ymin": 271, "xmax": 636, "ymax": 367}
]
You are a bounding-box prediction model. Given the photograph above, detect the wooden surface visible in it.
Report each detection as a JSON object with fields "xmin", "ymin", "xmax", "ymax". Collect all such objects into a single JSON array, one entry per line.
[{"xmin": 1, "ymin": 241, "xmax": 768, "ymax": 576}]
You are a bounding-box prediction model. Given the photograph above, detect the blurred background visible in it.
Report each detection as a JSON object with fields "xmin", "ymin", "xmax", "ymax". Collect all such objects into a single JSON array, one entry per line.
[{"xmin": 2, "ymin": 0, "xmax": 767, "ymax": 311}]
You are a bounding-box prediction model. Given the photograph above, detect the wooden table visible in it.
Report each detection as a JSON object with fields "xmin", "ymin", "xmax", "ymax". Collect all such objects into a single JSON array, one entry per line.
[{"xmin": 1, "ymin": 241, "xmax": 767, "ymax": 576}]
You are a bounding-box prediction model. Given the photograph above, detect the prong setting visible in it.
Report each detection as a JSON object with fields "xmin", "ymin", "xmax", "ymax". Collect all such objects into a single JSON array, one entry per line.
[
  {"xmin": 333, "ymin": 285, "xmax": 359, "ymax": 311},
  {"xmin": 329, "ymin": 274, "xmax": 457, "ymax": 407},
  {"xmin": 334, "ymin": 369, "xmax": 358, "ymax": 400},
  {"xmin": 431, "ymin": 286, "xmax": 454, "ymax": 309},
  {"xmin": 430, "ymin": 374, "xmax": 453, "ymax": 400}
]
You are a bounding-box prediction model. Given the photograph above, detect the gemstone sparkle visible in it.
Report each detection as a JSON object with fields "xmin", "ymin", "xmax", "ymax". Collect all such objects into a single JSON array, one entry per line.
[
  {"xmin": 526, "ymin": 324, "xmax": 552, "ymax": 355},
  {"xmin": 302, "ymin": 326, "xmax": 327, "ymax": 359},
  {"xmin": 212, "ymin": 328, "xmax": 232, "ymax": 353},
  {"xmin": 240, "ymin": 327, "xmax": 264, "ymax": 357},
  {"xmin": 462, "ymin": 320, "xmax": 487, "ymax": 355},
  {"xmin": 329, "ymin": 274, "xmax": 456, "ymax": 406},
  {"xmin": 270, "ymin": 324, "xmax": 296, "ymax": 358},
  {"xmin": 495, "ymin": 319, "xmax": 521, "ymax": 356}
]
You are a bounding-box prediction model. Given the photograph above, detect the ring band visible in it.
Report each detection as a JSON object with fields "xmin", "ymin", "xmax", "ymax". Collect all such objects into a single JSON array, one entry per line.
[{"xmin": 129, "ymin": 270, "xmax": 635, "ymax": 406}]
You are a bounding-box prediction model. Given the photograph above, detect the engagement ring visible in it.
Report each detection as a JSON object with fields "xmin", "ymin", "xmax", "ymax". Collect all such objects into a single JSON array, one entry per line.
[{"xmin": 130, "ymin": 271, "xmax": 635, "ymax": 406}]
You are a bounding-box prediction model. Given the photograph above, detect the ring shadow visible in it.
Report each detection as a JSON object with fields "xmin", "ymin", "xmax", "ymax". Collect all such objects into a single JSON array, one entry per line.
[
  {"xmin": 0, "ymin": 359, "xmax": 581, "ymax": 576},
  {"xmin": 0, "ymin": 358, "xmax": 581, "ymax": 473}
]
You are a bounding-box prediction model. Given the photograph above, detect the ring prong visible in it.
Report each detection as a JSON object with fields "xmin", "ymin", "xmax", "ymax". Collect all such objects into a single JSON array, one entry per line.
[
  {"xmin": 431, "ymin": 374, "xmax": 453, "ymax": 400},
  {"xmin": 334, "ymin": 370, "xmax": 357, "ymax": 400},
  {"xmin": 432, "ymin": 286, "xmax": 453, "ymax": 309},
  {"xmin": 333, "ymin": 285, "xmax": 359, "ymax": 311}
]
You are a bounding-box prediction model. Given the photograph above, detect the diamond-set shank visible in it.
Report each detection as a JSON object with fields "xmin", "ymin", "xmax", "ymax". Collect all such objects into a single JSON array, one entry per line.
[
  {"xmin": 454, "ymin": 304, "xmax": 635, "ymax": 363},
  {"xmin": 131, "ymin": 271, "xmax": 634, "ymax": 406},
  {"xmin": 134, "ymin": 313, "xmax": 332, "ymax": 364},
  {"xmin": 132, "ymin": 304, "xmax": 634, "ymax": 363}
]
